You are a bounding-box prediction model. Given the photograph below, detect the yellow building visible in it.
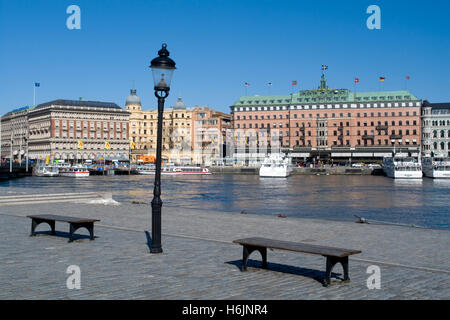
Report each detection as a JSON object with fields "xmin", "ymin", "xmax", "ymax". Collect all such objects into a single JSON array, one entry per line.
[{"xmin": 125, "ymin": 89, "xmax": 193, "ymax": 164}]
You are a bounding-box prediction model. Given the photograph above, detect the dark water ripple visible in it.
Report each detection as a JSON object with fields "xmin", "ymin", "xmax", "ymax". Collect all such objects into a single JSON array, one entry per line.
[{"xmin": 1, "ymin": 174, "xmax": 449, "ymax": 230}]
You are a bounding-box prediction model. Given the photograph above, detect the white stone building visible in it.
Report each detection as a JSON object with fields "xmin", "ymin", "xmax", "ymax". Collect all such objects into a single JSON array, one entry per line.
[
  {"xmin": 1, "ymin": 106, "xmax": 33, "ymax": 162},
  {"xmin": 421, "ymin": 101, "xmax": 450, "ymax": 157},
  {"xmin": 26, "ymin": 99, "xmax": 130, "ymax": 161}
]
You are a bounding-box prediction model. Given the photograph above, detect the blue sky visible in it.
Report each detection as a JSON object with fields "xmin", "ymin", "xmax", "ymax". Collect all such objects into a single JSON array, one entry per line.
[{"xmin": 0, "ymin": 0, "xmax": 449, "ymax": 114}]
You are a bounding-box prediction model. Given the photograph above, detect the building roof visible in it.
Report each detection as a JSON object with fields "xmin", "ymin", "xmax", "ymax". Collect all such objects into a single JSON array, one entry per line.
[
  {"xmin": 231, "ymin": 75, "xmax": 420, "ymax": 107},
  {"xmin": 429, "ymin": 102, "xmax": 450, "ymax": 110},
  {"xmin": 173, "ymin": 96, "xmax": 186, "ymax": 110},
  {"xmin": 3, "ymin": 105, "xmax": 36, "ymax": 117},
  {"xmin": 232, "ymin": 90, "xmax": 420, "ymax": 106},
  {"xmin": 125, "ymin": 89, "xmax": 141, "ymax": 106},
  {"xmin": 35, "ymin": 99, "xmax": 121, "ymax": 110}
]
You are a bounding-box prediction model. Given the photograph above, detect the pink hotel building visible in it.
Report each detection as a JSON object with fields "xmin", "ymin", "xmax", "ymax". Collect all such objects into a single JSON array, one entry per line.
[{"xmin": 230, "ymin": 75, "xmax": 422, "ymax": 163}]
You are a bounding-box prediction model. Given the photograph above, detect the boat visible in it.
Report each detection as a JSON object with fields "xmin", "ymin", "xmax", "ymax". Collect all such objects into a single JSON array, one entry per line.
[
  {"xmin": 382, "ymin": 155, "xmax": 422, "ymax": 179},
  {"xmin": 33, "ymin": 163, "xmax": 59, "ymax": 177},
  {"xmin": 137, "ymin": 163, "xmax": 211, "ymax": 175},
  {"xmin": 259, "ymin": 154, "xmax": 293, "ymax": 178},
  {"xmin": 58, "ymin": 164, "xmax": 90, "ymax": 177},
  {"xmin": 422, "ymin": 156, "xmax": 450, "ymax": 178}
]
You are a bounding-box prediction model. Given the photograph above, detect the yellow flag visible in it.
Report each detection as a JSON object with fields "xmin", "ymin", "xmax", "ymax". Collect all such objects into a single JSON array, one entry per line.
[
  {"xmin": 105, "ymin": 141, "xmax": 110, "ymax": 150},
  {"xmin": 130, "ymin": 141, "xmax": 135, "ymax": 150},
  {"xmin": 45, "ymin": 156, "xmax": 49, "ymax": 165},
  {"xmin": 77, "ymin": 140, "xmax": 84, "ymax": 149}
]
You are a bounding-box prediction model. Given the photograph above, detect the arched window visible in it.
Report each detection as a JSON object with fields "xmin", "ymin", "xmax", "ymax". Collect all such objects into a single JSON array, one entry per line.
[
  {"xmin": 433, "ymin": 130, "xmax": 438, "ymax": 138},
  {"xmin": 433, "ymin": 142, "xmax": 438, "ymax": 150},
  {"xmin": 441, "ymin": 130, "xmax": 445, "ymax": 138},
  {"xmin": 441, "ymin": 142, "xmax": 445, "ymax": 150}
]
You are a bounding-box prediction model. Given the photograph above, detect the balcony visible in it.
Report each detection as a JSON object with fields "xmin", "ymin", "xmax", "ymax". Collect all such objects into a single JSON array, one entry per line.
[
  {"xmin": 390, "ymin": 134, "xmax": 402, "ymax": 140},
  {"xmin": 362, "ymin": 134, "xmax": 375, "ymax": 140},
  {"xmin": 376, "ymin": 125, "xmax": 388, "ymax": 131}
]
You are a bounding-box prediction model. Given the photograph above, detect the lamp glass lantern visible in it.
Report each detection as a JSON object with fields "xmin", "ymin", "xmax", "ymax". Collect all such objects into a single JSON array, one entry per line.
[{"xmin": 150, "ymin": 43, "xmax": 176, "ymax": 92}]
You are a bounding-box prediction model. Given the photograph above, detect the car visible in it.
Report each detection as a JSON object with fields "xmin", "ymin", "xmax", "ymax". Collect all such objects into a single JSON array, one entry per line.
[{"xmin": 351, "ymin": 163, "xmax": 363, "ymax": 167}]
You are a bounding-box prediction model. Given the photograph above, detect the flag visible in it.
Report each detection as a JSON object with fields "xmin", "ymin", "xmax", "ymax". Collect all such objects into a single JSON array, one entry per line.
[
  {"xmin": 354, "ymin": 78, "xmax": 359, "ymax": 83},
  {"xmin": 35, "ymin": 83, "xmax": 40, "ymax": 87},
  {"xmin": 105, "ymin": 141, "xmax": 110, "ymax": 150},
  {"xmin": 130, "ymin": 141, "xmax": 135, "ymax": 150},
  {"xmin": 321, "ymin": 65, "xmax": 328, "ymax": 70},
  {"xmin": 244, "ymin": 82, "xmax": 249, "ymax": 87},
  {"xmin": 406, "ymin": 76, "xmax": 410, "ymax": 80},
  {"xmin": 77, "ymin": 140, "xmax": 84, "ymax": 149},
  {"xmin": 379, "ymin": 77, "xmax": 386, "ymax": 82},
  {"xmin": 292, "ymin": 80, "xmax": 297, "ymax": 86},
  {"xmin": 267, "ymin": 82, "xmax": 272, "ymax": 86}
]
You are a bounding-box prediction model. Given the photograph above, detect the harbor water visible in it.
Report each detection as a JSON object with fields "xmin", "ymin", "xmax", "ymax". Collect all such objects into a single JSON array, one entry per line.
[{"xmin": 1, "ymin": 175, "xmax": 449, "ymax": 230}]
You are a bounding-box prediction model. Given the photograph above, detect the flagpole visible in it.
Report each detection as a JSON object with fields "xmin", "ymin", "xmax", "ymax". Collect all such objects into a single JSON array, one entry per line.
[{"xmin": 33, "ymin": 84, "xmax": 36, "ymax": 106}]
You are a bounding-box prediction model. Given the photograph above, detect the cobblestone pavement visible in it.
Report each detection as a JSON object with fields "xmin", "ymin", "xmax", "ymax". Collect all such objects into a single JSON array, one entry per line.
[{"xmin": 0, "ymin": 200, "xmax": 449, "ymax": 299}]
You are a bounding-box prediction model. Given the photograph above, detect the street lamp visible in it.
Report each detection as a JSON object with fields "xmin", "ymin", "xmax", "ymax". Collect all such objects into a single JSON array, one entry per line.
[{"xmin": 149, "ymin": 43, "xmax": 176, "ymax": 254}]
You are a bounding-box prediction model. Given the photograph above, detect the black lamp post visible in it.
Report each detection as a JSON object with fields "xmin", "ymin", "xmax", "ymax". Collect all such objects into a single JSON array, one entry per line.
[{"xmin": 149, "ymin": 43, "xmax": 176, "ymax": 253}]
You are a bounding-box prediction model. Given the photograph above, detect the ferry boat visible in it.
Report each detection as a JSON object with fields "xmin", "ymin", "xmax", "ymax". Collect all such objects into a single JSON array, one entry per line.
[
  {"xmin": 259, "ymin": 154, "xmax": 293, "ymax": 178},
  {"xmin": 58, "ymin": 164, "xmax": 90, "ymax": 177},
  {"xmin": 33, "ymin": 163, "xmax": 59, "ymax": 177},
  {"xmin": 422, "ymin": 157, "xmax": 450, "ymax": 179},
  {"xmin": 382, "ymin": 155, "xmax": 422, "ymax": 179},
  {"xmin": 137, "ymin": 164, "xmax": 211, "ymax": 175}
]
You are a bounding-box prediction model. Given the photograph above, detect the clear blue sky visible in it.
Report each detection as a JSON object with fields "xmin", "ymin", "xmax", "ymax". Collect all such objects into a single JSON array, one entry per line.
[{"xmin": 1, "ymin": 0, "xmax": 449, "ymax": 115}]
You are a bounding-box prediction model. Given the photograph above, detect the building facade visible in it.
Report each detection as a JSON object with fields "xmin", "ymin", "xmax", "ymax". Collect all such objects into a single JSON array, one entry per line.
[
  {"xmin": 1, "ymin": 106, "xmax": 33, "ymax": 162},
  {"xmin": 421, "ymin": 101, "xmax": 450, "ymax": 157},
  {"xmin": 26, "ymin": 99, "xmax": 130, "ymax": 161},
  {"xmin": 126, "ymin": 89, "xmax": 194, "ymax": 164},
  {"xmin": 126, "ymin": 89, "xmax": 231, "ymax": 165},
  {"xmin": 230, "ymin": 74, "xmax": 422, "ymax": 164},
  {"xmin": 191, "ymin": 106, "xmax": 232, "ymax": 165}
]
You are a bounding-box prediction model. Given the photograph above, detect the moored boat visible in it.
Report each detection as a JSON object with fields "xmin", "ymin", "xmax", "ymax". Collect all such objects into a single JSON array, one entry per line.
[
  {"xmin": 422, "ymin": 156, "xmax": 450, "ymax": 178},
  {"xmin": 33, "ymin": 163, "xmax": 59, "ymax": 177},
  {"xmin": 58, "ymin": 165, "xmax": 90, "ymax": 177},
  {"xmin": 259, "ymin": 154, "xmax": 292, "ymax": 178},
  {"xmin": 137, "ymin": 164, "xmax": 211, "ymax": 175},
  {"xmin": 382, "ymin": 155, "xmax": 422, "ymax": 179}
]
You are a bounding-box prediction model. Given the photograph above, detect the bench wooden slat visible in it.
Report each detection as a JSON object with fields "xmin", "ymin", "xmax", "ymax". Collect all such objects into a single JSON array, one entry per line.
[
  {"xmin": 27, "ymin": 214, "xmax": 100, "ymax": 224},
  {"xmin": 233, "ymin": 237, "xmax": 361, "ymax": 258}
]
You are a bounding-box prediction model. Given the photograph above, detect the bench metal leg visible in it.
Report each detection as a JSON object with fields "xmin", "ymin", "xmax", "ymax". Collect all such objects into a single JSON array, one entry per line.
[
  {"xmin": 324, "ymin": 256, "xmax": 349, "ymax": 287},
  {"xmin": 241, "ymin": 245, "xmax": 268, "ymax": 271},
  {"xmin": 69, "ymin": 222, "xmax": 95, "ymax": 243},
  {"xmin": 30, "ymin": 218, "xmax": 56, "ymax": 236},
  {"xmin": 69, "ymin": 223, "xmax": 75, "ymax": 242}
]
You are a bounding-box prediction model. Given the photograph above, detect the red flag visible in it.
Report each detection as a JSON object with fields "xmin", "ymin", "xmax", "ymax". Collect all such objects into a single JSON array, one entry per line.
[
  {"xmin": 292, "ymin": 80, "xmax": 297, "ymax": 86},
  {"xmin": 354, "ymin": 78, "xmax": 359, "ymax": 83},
  {"xmin": 406, "ymin": 76, "xmax": 410, "ymax": 80}
]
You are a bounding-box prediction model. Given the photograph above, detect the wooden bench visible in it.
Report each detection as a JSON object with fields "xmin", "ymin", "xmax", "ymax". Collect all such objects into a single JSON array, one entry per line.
[
  {"xmin": 27, "ymin": 214, "xmax": 100, "ymax": 243},
  {"xmin": 233, "ymin": 237, "xmax": 362, "ymax": 286}
]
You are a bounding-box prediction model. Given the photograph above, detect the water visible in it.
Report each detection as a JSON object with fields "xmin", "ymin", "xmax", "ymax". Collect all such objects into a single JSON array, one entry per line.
[{"xmin": 1, "ymin": 175, "xmax": 449, "ymax": 230}]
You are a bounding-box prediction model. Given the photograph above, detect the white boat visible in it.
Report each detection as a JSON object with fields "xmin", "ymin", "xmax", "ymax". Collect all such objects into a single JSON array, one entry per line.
[
  {"xmin": 58, "ymin": 164, "xmax": 90, "ymax": 177},
  {"xmin": 137, "ymin": 164, "xmax": 211, "ymax": 175},
  {"xmin": 136, "ymin": 164, "xmax": 156, "ymax": 175},
  {"xmin": 382, "ymin": 155, "xmax": 422, "ymax": 179},
  {"xmin": 33, "ymin": 163, "xmax": 59, "ymax": 177},
  {"xmin": 259, "ymin": 154, "xmax": 293, "ymax": 178},
  {"xmin": 422, "ymin": 157, "xmax": 450, "ymax": 179}
]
